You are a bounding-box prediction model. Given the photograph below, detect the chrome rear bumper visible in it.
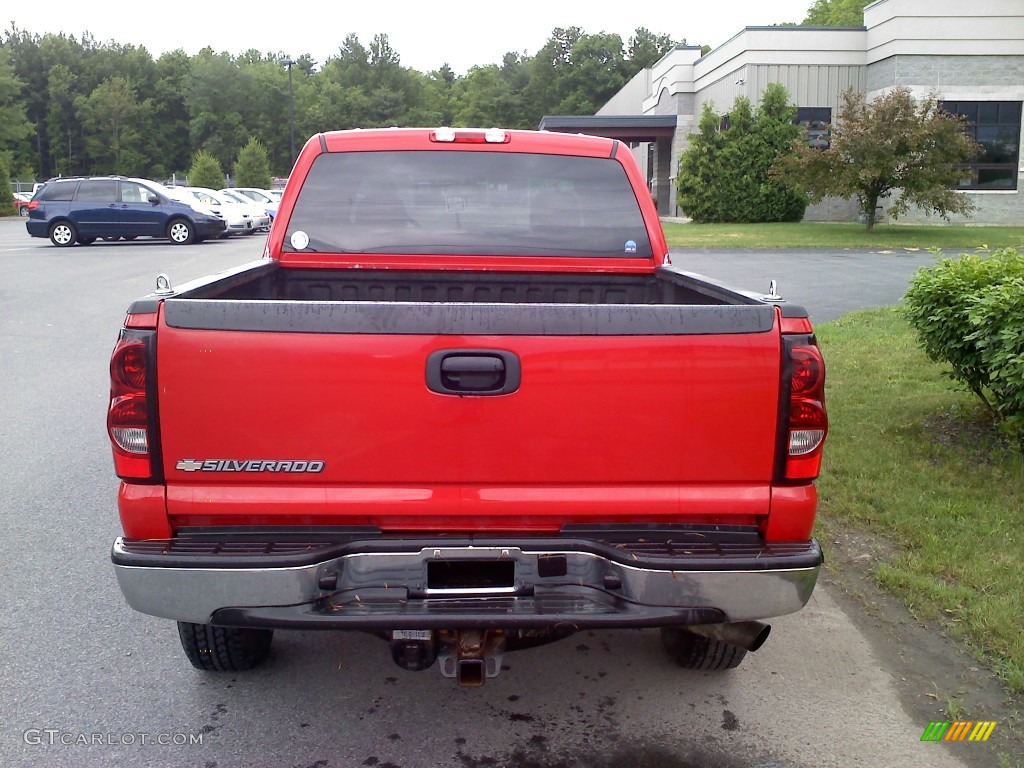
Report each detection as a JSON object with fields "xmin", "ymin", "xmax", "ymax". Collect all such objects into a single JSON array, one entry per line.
[{"xmin": 112, "ymin": 529, "xmax": 821, "ymax": 628}]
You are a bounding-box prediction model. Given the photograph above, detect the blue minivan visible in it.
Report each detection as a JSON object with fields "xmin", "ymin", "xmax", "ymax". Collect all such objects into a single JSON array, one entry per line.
[{"xmin": 26, "ymin": 176, "xmax": 227, "ymax": 246}]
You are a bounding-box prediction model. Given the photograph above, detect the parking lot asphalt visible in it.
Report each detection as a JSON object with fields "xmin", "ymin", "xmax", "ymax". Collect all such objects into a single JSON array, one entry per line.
[
  {"xmin": 0, "ymin": 220, "xmax": 982, "ymax": 768},
  {"xmin": 667, "ymin": 246, "xmax": 950, "ymax": 324}
]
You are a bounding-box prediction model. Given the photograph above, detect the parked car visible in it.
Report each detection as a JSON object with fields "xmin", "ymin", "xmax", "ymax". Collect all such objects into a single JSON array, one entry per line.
[
  {"xmin": 226, "ymin": 186, "xmax": 276, "ymax": 204},
  {"xmin": 220, "ymin": 187, "xmax": 278, "ymax": 222},
  {"xmin": 181, "ymin": 187, "xmax": 271, "ymax": 235},
  {"xmin": 25, "ymin": 176, "xmax": 226, "ymax": 246},
  {"xmin": 13, "ymin": 191, "xmax": 31, "ymax": 217}
]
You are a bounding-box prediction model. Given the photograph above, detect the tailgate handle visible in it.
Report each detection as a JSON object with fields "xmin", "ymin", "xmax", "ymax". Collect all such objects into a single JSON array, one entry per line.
[{"xmin": 426, "ymin": 350, "xmax": 521, "ymax": 395}]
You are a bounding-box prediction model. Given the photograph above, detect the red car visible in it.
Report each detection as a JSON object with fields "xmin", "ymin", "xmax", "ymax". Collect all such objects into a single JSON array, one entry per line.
[{"xmin": 13, "ymin": 192, "xmax": 31, "ymax": 217}]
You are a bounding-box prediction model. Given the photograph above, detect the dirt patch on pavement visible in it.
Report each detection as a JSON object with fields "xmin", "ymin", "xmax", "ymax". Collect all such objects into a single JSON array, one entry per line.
[{"xmin": 821, "ymin": 527, "xmax": 1023, "ymax": 766}]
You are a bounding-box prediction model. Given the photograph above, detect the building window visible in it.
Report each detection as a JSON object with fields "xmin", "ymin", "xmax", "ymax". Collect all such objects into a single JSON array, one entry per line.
[
  {"xmin": 941, "ymin": 101, "xmax": 1021, "ymax": 190},
  {"xmin": 796, "ymin": 107, "xmax": 831, "ymax": 150}
]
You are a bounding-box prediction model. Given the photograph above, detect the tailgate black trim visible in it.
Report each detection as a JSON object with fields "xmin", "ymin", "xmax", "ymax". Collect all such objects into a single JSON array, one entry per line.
[
  {"xmin": 161, "ymin": 299, "xmax": 775, "ymax": 336},
  {"xmin": 113, "ymin": 526, "xmax": 821, "ymax": 572}
]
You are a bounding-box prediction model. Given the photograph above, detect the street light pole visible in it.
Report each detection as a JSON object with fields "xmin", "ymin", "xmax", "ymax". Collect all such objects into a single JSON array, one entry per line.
[{"xmin": 281, "ymin": 58, "xmax": 296, "ymax": 166}]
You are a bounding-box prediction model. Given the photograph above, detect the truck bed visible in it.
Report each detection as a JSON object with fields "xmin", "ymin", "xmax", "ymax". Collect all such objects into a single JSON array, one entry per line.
[
  {"xmin": 207, "ymin": 263, "xmax": 757, "ymax": 305},
  {"xmin": 144, "ymin": 260, "xmax": 780, "ymax": 337}
]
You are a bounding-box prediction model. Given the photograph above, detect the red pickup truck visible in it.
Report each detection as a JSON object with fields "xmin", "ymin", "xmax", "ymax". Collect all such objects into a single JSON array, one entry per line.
[{"xmin": 108, "ymin": 127, "xmax": 827, "ymax": 686}]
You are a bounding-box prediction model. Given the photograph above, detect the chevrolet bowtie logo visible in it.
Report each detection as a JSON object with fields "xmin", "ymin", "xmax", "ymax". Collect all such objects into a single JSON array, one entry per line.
[{"xmin": 175, "ymin": 459, "xmax": 204, "ymax": 472}]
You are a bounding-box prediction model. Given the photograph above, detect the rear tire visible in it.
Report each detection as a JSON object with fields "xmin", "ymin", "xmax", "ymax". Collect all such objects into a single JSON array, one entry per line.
[
  {"xmin": 176, "ymin": 622, "xmax": 273, "ymax": 671},
  {"xmin": 49, "ymin": 221, "xmax": 77, "ymax": 247},
  {"xmin": 660, "ymin": 627, "xmax": 747, "ymax": 670}
]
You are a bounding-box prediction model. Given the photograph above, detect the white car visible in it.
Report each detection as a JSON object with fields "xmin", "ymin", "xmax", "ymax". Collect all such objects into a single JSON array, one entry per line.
[
  {"xmin": 160, "ymin": 185, "xmax": 221, "ymax": 219},
  {"xmin": 221, "ymin": 187, "xmax": 279, "ymax": 222},
  {"xmin": 184, "ymin": 187, "xmax": 271, "ymax": 235}
]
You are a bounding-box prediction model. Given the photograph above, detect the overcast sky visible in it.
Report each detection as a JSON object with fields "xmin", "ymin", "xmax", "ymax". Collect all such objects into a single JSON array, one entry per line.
[{"xmin": 6, "ymin": 0, "xmax": 815, "ymax": 75}]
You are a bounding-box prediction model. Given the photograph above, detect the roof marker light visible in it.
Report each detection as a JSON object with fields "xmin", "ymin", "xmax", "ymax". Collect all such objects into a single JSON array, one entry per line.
[{"xmin": 432, "ymin": 128, "xmax": 456, "ymax": 143}]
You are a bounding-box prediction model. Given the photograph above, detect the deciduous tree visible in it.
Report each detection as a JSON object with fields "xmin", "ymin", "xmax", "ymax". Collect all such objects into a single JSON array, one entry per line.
[
  {"xmin": 627, "ymin": 28, "xmax": 677, "ymax": 70},
  {"xmin": 0, "ymin": 58, "xmax": 30, "ymax": 142},
  {"xmin": 802, "ymin": 0, "xmax": 872, "ymax": 26},
  {"xmin": 1, "ymin": 23, "xmax": 677, "ymax": 180},
  {"xmin": 453, "ymin": 57, "xmax": 531, "ymax": 129},
  {"xmin": 149, "ymin": 50, "xmax": 194, "ymax": 179},
  {"xmin": 185, "ymin": 50, "xmax": 252, "ymax": 171},
  {"xmin": 0, "ymin": 153, "xmax": 15, "ymax": 216},
  {"xmin": 772, "ymin": 87, "xmax": 979, "ymax": 230},
  {"xmin": 77, "ymin": 76, "xmax": 145, "ymax": 174}
]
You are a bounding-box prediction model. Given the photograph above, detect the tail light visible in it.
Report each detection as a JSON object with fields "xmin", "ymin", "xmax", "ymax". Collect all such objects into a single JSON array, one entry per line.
[
  {"xmin": 107, "ymin": 329, "xmax": 159, "ymax": 481},
  {"xmin": 782, "ymin": 339, "xmax": 827, "ymax": 481}
]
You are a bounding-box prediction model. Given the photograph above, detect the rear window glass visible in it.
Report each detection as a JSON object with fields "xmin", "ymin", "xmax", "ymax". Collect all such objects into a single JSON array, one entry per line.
[
  {"xmin": 284, "ymin": 151, "xmax": 652, "ymax": 258},
  {"xmin": 38, "ymin": 181, "xmax": 78, "ymax": 202}
]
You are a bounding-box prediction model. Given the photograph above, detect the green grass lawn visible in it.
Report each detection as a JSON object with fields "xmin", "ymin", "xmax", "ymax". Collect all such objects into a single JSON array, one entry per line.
[
  {"xmin": 815, "ymin": 307, "xmax": 1024, "ymax": 695},
  {"xmin": 662, "ymin": 221, "xmax": 1024, "ymax": 250}
]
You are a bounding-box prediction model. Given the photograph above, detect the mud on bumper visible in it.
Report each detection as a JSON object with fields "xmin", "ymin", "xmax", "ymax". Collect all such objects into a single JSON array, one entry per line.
[{"xmin": 111, "ymin": 526, "xmax": 822, "ymax": 629}]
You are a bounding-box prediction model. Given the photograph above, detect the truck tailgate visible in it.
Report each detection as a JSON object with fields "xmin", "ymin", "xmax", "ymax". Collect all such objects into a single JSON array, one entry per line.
[{"xmin": 156, "ymin": 317, "xmax": 782, "ymax": 531}]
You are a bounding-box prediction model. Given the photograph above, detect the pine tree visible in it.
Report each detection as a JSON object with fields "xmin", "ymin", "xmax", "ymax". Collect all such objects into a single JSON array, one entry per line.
[
  {"xmin": 234, "ymin": 138, "xmax": 272, "ymax": 189},
  {"xmin": 188, "ymin": 150, "xmax": 225, "ymax": 190},
  {"xmin": 677, "ymin": 84, "xmax": 807, "ymax": 223}
]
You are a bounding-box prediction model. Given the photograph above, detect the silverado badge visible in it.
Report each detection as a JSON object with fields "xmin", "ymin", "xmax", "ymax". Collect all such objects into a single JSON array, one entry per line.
[{"xmin": 175, "ymin": 459, "xmax": 325, "ymax": 473}]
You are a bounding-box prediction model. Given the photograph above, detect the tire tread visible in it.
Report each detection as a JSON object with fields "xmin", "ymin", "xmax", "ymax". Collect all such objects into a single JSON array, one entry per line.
[
  {"xmin": 660, "ymin": 627, "xmax": 748, "ymax": 670},
  {"xmin": 176, "ymin": 621, "xmax": 272, "ymax": 671}
]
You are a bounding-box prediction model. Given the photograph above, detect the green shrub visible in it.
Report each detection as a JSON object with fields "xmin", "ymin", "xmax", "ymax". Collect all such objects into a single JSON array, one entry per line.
[
  {"xmin": 676, "ymin": 83, "xmax": 808, "ymax": 224},
  {"xmin": 188, "ymin": 151, "xmax": 225, "ymax": 190},
  {"xmin": 234, "ymin": 138, "xmax": 272, "ymax": 189},
  {"xmin": 903, "ymin": 247, "xmax": 1024, "ymax": 444}
]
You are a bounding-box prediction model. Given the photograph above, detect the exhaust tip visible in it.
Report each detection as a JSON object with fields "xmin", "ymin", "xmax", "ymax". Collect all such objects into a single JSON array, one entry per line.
[{"xmin": 745, "ymin": 621, "xmax": 771, "ymax": 653}]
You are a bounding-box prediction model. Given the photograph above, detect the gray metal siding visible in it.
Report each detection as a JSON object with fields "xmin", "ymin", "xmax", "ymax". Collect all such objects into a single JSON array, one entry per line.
[
  {"xmin": 695, "ymin": 65, "xmax": 865, "ymax": 119},
  {"xmin": 749, "ymin": 65, "xmax": 866, "ymax": 109}
]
